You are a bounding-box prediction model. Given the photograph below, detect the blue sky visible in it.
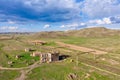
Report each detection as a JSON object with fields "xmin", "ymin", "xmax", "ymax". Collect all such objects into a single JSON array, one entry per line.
[{"xmin": 0, "ymin": 0, "xmax": 120, "ymax": 32}]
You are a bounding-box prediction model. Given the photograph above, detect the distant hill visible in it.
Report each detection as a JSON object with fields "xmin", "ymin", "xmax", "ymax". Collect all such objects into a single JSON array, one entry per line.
[
  {"xmin": 66, "ymin": 27, "xmax": 120, "ymax": 37},
  {"xmin": 30, "ymin": 27, "xmax": 120, "ymax": 38},
  {"xmin": 32, "ymin": 31, "xmax": 68, "ymax": 39}
]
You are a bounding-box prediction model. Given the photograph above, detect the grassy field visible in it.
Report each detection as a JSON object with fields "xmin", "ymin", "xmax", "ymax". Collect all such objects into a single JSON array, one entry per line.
[
  {"xmin": 25, "ymin": 51, "xmax": 120, "ymax": 80},
  {"xmin": 25, "ymin": 35, "xmax": 120, "ymax": 80},
  {"xmin": 26, "ymin": 60, "xmax": 119, "ymax": 80},
  {"xmin": 0, "ymin": 70, "xmax": 20, "ymax": 80},
  {"xmin": 60, "ymin": 36, "xmax": 120, "ymax": 53},
  {"xmin": 0, "ymin": 30, "xmax": 120, "ymax": 80},
  {"xmin": 0, "ymin": 36, "xmax": 56, "ymax": 68}
]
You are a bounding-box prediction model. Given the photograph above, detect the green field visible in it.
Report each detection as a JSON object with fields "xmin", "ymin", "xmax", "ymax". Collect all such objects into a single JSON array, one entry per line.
[
  {"xmin": 0, "ymin": 70, "xmax": 20, "ymax": 80},
  {"xmin": 26, "ymin": 62, "xmax": 115, "ymax": 80},
  {"xmin": 0, "ymin": 28, "xmax": 120, "ymax": 80}
]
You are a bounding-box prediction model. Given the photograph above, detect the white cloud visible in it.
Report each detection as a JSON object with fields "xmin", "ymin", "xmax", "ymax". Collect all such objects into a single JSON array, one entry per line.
[
  {"xmin": 43, "ymin": 24, "xmax": 50, "ymax": 29},
  {"xmin": 22, "ymin": 0, "xmax": 81, "ymax": 20},
  {"xmin": 23, "ymin": 0, "xmax": 80, "ymax": 10},
  {"xmin": 0, "ymin": 26, "xmax": 18, "ymax": 31},
  {"xmin": 89, "ymin": 19, "xmax": 104, "ymax": 25},
  {"xmin": 110, "ymin": 16, "xmax": 120, "ymax": 23},
  {"xmin": 8, "ymin": 20, "xmax": 16, "ymax": 24},
  {"xmin": 0, "ymin": 26, "xmax": 8, "ymax": 30},
  {"xmin": 60, "ymin": 15, "xmax": 120, "ymax": 30},
  {"xmin": 8, "ymin": 26, "xmax": 18, "ymax": 30},
  {"xmin": 66, "ymin": 23, "xmax": 79, "ymax": 28},
  {"xmin": 80, "ymin": 22, "xmax": 86, "ymax": 26},
  {"xmin": 88, "ymin": 17, "xmax": 112, "ymax": 25},
  {"xmin": 103, "ymin": 18, "xmax": 112, "ymax": 24},
  {"xmin": 86, "ymin": 26, "xmax": 97, "ymax": 28},
  {"xmin": 60, "ymin": 22, "xmax": 86, "ymax": 30},
  {"xmin": 60, "ymin": 25, "xmax": 65, "ymax": 28},
  {"xmin": 82, "ymin": 0, "xmax": 120, "ymax": 18}
]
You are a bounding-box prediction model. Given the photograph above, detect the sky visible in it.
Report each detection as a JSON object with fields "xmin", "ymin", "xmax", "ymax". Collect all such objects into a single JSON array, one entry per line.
[{"xmin": 0, "ymin": 0, "xmax": 120, "ymax": 32}]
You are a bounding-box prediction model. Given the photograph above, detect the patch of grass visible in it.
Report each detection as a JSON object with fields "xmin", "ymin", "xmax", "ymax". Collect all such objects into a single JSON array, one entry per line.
[
  {"xmin": 0, "ymin": 53, "xmax": 9, "ymax": 67},
  {"xmin": 0, "ymin": 51, "xmax": 39, "ymax": 68},
  {"xmin": 62, "ymin": 37, "xmax": 88, "ymax": 45},
  {"xmin": 0, "ymin": 70, "xmax": 20, "ymax": 80},
  {"xmin": 26, "ymin": 62, "xmax": 115, "ymax": 80},
  {"xmin": 26, "ymin": 63, "xmax": 76, "ymax": 80},
  {"xmin": 61, "ymin": 36, "xmax": 120, "ymax": 53},
  {"xmin": 44, "ymin": 41, "xmax": 57, "ymax": 46},
  {"xmin": 8, "ymin": 52, "xmax": 39, "ymax": 68}
]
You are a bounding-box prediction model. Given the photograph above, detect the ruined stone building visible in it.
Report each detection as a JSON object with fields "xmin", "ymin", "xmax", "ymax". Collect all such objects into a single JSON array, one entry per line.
[
  {"xmin": 31, "ymin": 51, "xmax": 59, "ymax": 63},
  {"xmin": 31, "ymin": 52, "xmax": 41, "ymax": 57},
  {"xmin": 31, "ymin": 40, "xmax": 46, "ymax": 45},
  {"xmin": 40, "ymin": 52, "xmax": 59, "ymax": 63}
]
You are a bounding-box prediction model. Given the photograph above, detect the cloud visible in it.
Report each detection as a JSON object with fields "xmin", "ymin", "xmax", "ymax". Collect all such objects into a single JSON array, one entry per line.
[
  {"xmin": 60, "ymin": 23, "xmax": 79, "ymax": 29},
  {"xmin": 82, "ymin": 0, "xmax": 120, "ymax": 18},
  {"xmin": 66, "ymin": 23, "xmax": 79, "ymax": 28},
  {"xmin": 88, "ymin": 16, "xmax": 120, "ymax": 25},
  {"xmin": 43, "ymin": 24, "xmax": 50, "ymax": 29},
  {"xmin": 88, "ymin": 18, "xmax": 112, "ymax": 25},
  {"xmin": 60, "ymin": 25, "xmax": 65, "ymax": 28},
  {"xmin": 0, "ymin": 26, "xmax": 18, "ymax": 31},
  {"xmin": 0, "ymin": 0, "xmax": 81, "ymax": 23},
  {"xmin": 0, "ymin": 0, "xmax": 119, "ymax": 24},
  {"xmin": 103, "ymin": 18, "xmax": 112, "ymax": 24},
  {"xmin": 0, "ymin": 26, "xmax": 7, "ymax": 30},
  {"xmin": 8, "ymin": 20, "xmax": 16, "ymax": 24},
  {"xmin": 110, "ymin": 16, "xmax": 120, "ymax": 23},
  {"xmin": 60, "ymin": 22, "xmax": 87, "ymax": 30},
  {"xmin": 8, "ymin": 26, "xmax": 18, "ymax": 30}
]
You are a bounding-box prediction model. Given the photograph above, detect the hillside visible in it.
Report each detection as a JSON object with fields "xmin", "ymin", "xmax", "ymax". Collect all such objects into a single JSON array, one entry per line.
[
  {"xmin": 31, "ymin": 27, "xmax": 120, "ymax": 38},
  {"xmin": 66, "ymin": 27, "xmax": 120, "ymax": 37}
]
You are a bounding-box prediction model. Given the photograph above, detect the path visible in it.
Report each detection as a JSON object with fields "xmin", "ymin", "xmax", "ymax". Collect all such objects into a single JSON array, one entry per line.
[
  {"xmin": 15, "ymin": 61, "xmax": 40, "ymax": 80},
  {"xmin": 0, "ymin": 66, "xmax": 29, "ymax": 70},
  {"xmin": 0, "ymin": 61, "xmax": 40, "ymax": 80},
  {"xmin": 81, "ymin": 62, "xmax": 120, "ymax": 77},
  {"xmin": 56, "ymin": 42, "xmax": 107, "ymax": 55}
]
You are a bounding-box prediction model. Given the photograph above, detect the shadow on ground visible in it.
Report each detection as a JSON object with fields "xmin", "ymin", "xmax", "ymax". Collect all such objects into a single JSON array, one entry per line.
[{"xmin": 59, "ymin": 55, "xmax": 70, "ymax": 60}]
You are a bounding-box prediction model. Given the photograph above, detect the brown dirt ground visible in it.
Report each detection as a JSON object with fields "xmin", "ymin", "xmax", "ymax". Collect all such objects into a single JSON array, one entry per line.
[{"xmin": 56, "ymin": 42, "xmax": 107, "ymax": 55}]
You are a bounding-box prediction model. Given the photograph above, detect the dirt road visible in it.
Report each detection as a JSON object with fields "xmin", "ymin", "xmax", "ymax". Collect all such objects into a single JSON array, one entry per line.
[
  {"xmin": 15, "ymin": 61, "xmax": 40, "ymax": 80},
  {"xmin": 0, "ymin": 61, "xmax": 40, "ymax": 80},
  {"xmin": 56, "ymin": 42, "xmax": 107, "ymax": 55},
  {"xmin": 0, "ymin": 66, "xmax": 29, "ymax": 70}
]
